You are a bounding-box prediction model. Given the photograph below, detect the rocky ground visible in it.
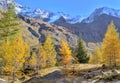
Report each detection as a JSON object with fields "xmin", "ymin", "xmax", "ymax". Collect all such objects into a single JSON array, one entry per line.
[
  {"xmin": 23, "ymin": 69, "xmax": 120, "ymax": 83},
  {"xmin": 1, "ymin": 64, "xmax": 120, "ymax": 83},
  {"xmin": 22, "ymin": 64, "xmax": 120, "ymax": 83}
]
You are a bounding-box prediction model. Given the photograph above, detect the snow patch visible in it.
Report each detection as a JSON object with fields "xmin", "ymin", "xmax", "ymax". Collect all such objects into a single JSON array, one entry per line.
[{"xmin": 83, "ymin": 7, "xmax": 120, "ymax": 23}]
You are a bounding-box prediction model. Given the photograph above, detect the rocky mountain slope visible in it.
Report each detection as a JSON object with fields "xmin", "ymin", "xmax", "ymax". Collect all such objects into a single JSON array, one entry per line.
[
  {"xmin": 21, "ymin": 13, "xmax": 120, "ymax": 53},
  {"xmin": 55, "ymin": 14, "xmax": 120, "ymax": 42},
  {"xmin": 19, "ymin": 15, "xmax": 78, "ymax": 49},
  {"xmin": 53, "ymin": 7, "xmax": 120, "ymax": 52},
  {"xmin": 1, "ymin": 1, "xmax": 120, "ymax": 53},
  {"xmin": 0, "ymin": 0, "xmax": 78, "ymax": 50}
]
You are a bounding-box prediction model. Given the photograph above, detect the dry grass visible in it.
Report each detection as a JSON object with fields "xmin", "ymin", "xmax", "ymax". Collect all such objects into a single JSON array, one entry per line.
[
  {"xmin": 23, "ymin": 64, "xmax": 102, "ymax": 83},
  {"xmin": 0, "ymin": 64, "xmax": 102, "ymax": 83},
  {"xmin": 73, "ymin": 64, "xmax": 101, "ymax": 70},
  {"xmin": 38, "ymin": 67, "xmax": 61, "ymax": 77},
  {"xmin": 36, "ymin": 64, "xmax": 102, "ymax": 77}
]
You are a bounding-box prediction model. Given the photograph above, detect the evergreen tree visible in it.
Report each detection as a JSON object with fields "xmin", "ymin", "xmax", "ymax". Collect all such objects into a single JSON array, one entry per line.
[
  {"xmin": 75, "ymin": 37, "xmax": 89, "ymax": 63},
  {"xmin": 102, "ymin": 21, "xmax": 120, "ymax": 67},
  {"xmin": 0, "ymin": 4, "xmax": 20, "ymax": 44}
]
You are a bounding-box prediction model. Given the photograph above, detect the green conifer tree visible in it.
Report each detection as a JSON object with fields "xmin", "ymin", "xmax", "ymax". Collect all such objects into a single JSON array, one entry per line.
[
  {"xmin": 75, "ymin": 37, "xmax": 89, "ymax": 63},
  {"xmin": 0, "ymin": 4, "xmax": 20, "ymax": 44}
]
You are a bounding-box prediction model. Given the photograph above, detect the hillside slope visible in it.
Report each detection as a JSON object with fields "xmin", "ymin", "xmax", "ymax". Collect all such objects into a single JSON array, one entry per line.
[{"xmin": 19, "ymin": 15, "xmax": 78, "ymax": 50}]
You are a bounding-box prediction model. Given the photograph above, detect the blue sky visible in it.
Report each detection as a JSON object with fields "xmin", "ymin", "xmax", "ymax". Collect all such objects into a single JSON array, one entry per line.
[{"xmin": 15, "ymin": 0, "xmax": 120, "ymax": 17}]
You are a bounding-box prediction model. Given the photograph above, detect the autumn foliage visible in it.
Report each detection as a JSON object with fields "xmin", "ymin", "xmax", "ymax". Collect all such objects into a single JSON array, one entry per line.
[
  {"xmin": 59, "ymin": 40, "xmax": 72, "ymax": 65},
  {"xmin": 2, "ymin": 34, "xmax": 30, "ymax": 73},
  {"xmin": 43, "ymin": 36, "xmax": 57, "ymax": 67},
  {"xmin": 102, "ymin": 21, "xmax": 120, "ymax": 66},
  {"xmin": 89, "ymin": 21, "xmax": 120, "ymax": 67}
]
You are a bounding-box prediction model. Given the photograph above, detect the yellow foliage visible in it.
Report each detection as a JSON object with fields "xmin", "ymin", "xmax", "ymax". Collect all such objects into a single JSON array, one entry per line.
[
  {"xmin": 3, "ymin": 65, "xmax": 14, "ymax": 73},
  {"xmin": 43, "ymin": 36, "xmax": 57, "ymax": 67},
  {"xmin": 38, "ymin": 44, "xmax": 47, "ymax": 68},
  {"xmin": 90, "ymin": 22, "xmax": 120, "ymax": 67},
  {"xmin": 28, "ymin": 52, "xmax": 37, "ymax": 66},
  {"xmin": 2, "ymin": 33, "xmax": 30, "ymax": 73},
  {"xmin": 38, "ymin": 36, "xmax": 57, "ymax": 68},
  {"xmin": 59, "ymin": 40, "xmax": 72, "ymax": 65},
  {"xmin": 89, "ymin": 54, "xmax": 94, "ymax": 64},
  {"xmin": 102, "ymin": 21, "xmax": 120, "ymax": 66},
  {"xmin": 89, "ymin": 47, "xmax": 103, "ymax": 64}
]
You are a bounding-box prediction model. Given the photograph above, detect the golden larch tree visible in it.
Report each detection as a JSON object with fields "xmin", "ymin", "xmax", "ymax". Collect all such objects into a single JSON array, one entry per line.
[
  {"xmin": 28, "ymin": 52, "xmax": 37, "ymax": 67},
  {"xmin": 59, "ymin": 40, "xmax": 72, "ymax": 65},
  {"xmin": 38, "ymin": 44, "xmax": 47, "ymax": 68},
  {"xmin": 89, "ymin": 47, "xmax": 103, "ymax": 64},
  {"xmin": 102, "ymin": 21, "xmax": 120, "ymax": 67},
  {"xmin": 89, "ymin": 53, "xmax": 94, "ymax": 64},
  {"xmin": 43, "ymin": 36, "xmax": 57, "ymax": 67},
  {"xmin": 2, "ymin": 33, "xmax": 30, "ymax": 73}
]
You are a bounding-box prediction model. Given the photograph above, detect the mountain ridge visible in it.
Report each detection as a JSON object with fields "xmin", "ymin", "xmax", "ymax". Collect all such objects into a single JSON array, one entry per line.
[
  {"xmin": 82, "ymin": 7, "xmax": 120, "ymax": 23},
  {"xmin": 15, "ymin": 3, "xmax": 120, "ymax": 24},
  {"xmin": 1, "ymin": 0, "xmax": 120, "ymax": 24},
  {"xmin": 1, "ymin": 1, "xmax": 120, "ymax": 53},
  {"xmin": 13, "ymin": 2, "xmax": 120, "ymax": 25}
]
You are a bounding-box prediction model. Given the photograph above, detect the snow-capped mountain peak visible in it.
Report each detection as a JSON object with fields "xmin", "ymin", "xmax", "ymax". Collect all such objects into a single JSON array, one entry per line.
[
  {"xmin": 98, "ymin": 7, "xmax": 120, "ymax": 16},
  {"xmin": 15, "ymin": 2, "xmax": 31, "ymax": 14},
  {"xmin": 33, "ymin": 8, "xmax": 54, "ymax": 19},
  {"xmin": 15, "ymin": 3, "xmax": 24, "ymax": 14},
  {"xmin": 19, "ymin": 7, "xmax": 82, "ymax": 23},
  {"xmin": 34, "ymin": 8, "xmax": 43, "ymax": 15},
  {"xmin": 0, "ymin": 0, "xmax": 82, "ymax": 23},
  {"xmin": 82, "ymin": 7, "xmax": 120, "ymax": 23}
]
